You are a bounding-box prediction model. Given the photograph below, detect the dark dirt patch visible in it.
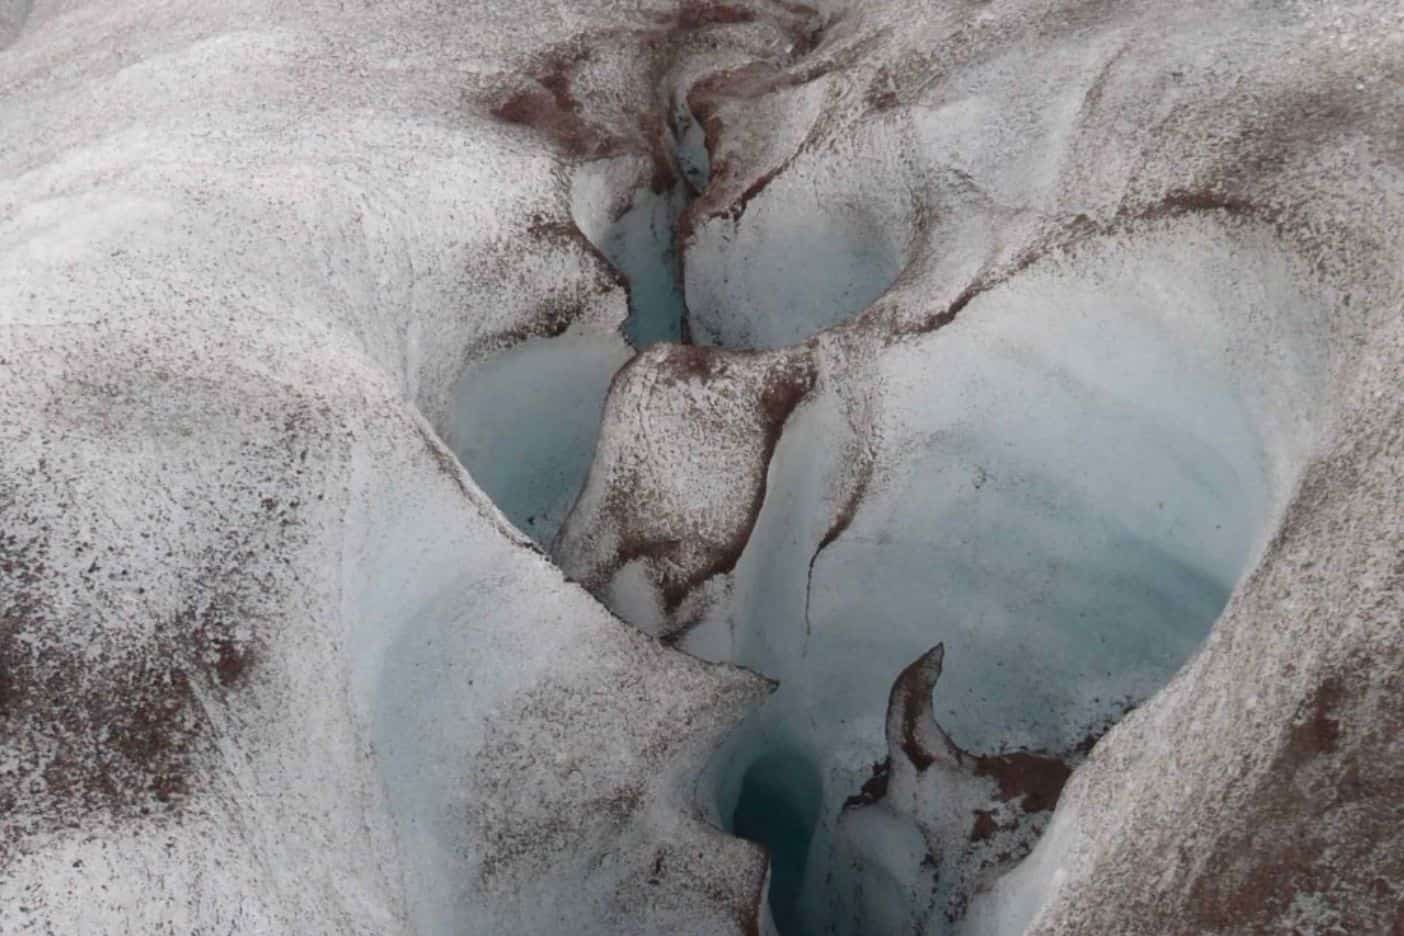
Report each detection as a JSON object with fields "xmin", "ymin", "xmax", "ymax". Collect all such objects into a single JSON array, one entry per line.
[
  {"xmin": 1144, "ymin": 188, "xmax": 1258, "ymax": 220},
  {"xmin": 804, "ymin": 439, "xmax": 875, "ymax": 637},
  {"xmin": 1182, "ymin": 661, "xmax": 1401, "ymax": 931},
  {"xmin": 969, "ymin": 809, "xmax": 998, "ymax": 843},
  {"xmin": 842, "ymin": 758, "xmax": 892, "ymax": 810},
  {"xmin": 887, "ymin": 644, "xmax": 949, "ymax": 772},
  {"xmin": 973, "ymin": 751, "xmax": 1073, "ymax": 814},
  {"xmin": 1287, "ymin": 676, "xmax": 1344, "ymax": 761},
  {"xmin": 737, "ymin": 865, "xmax": 768, "ymax": 936},
  {"xmin": 0, "ymin": 392, "xmax": 329, "ymax": 864},
  {"xmin": 490, "ymin": 46, "xmax": 619, "ymax": 159},
  {"xmin": 678, "ymin": 2, "xmax": 758, "ymax": 31}
]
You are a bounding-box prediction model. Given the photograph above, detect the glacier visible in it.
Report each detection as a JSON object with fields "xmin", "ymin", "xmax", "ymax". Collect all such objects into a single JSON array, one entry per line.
[{"xmin": 1, "ymin": 0, "xmax": 1401, "ymax": 934}]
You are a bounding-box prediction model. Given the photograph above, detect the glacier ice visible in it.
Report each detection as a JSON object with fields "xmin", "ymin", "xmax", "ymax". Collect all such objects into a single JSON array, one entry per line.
[{"xmin": 3, "ymin": 0, "xmax": 1402, "ymax": 933}]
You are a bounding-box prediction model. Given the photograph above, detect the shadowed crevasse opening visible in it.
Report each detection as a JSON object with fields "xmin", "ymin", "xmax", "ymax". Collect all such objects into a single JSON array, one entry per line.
[
  {"xmin": 581, "ymin": 92, "xmax": 910, "ymax": 353},
  {"xmin": 732, "ymin": 751, "xmax": 823, "ymax": 936}
]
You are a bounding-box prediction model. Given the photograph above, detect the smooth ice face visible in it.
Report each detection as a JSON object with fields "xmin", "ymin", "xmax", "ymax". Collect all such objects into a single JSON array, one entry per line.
[
  {"xmin": 444, "ymin": 332, "xmax": 633, "ymax": 546},
  {"xmin": 683, "ymin": 125, "xmax": 922, "ymax": 350},
  {"xmin": 687, "ymin": 198, "xmax": 906, "ymax": 348},
  {"xmin": 692, "ymin": 224, "xmax": 1327, "ymax": 934}
]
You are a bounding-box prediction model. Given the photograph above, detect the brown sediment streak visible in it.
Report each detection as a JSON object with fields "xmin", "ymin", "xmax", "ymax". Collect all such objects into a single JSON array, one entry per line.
[
  {"xmin": 680, "ymin": 19, "xmax": 847, "ymax": 242},
  {"xmin": 682, "ymin": 72, "xmax": 829, "ymax": 240},
  {"xmin": 842, "ymin": 758, "xmax": 892, "ymax": 810},
  {"xmin": 487, "ymin": 39, "xmax": 626, "ymax": 161},
  {"xmin": 525, "ymin": 214, "xmax": 629, "ymax": 292},
  {"xmin": 1286, "ymin": 676, "xmax": 1344, "ymax": 762},
  {"xmin": 860, "ymin": 645, "xmax": 1125, "ymax": 818},
  {"xmin": 972, "ymin": 751, "xmax": 1072, "ymax": 814},
  {"xmin": 736, "ymin": 850, "xmax": 769, "ymax": 936},
  {"xmin": 886, "ymin": 643, "xmax": 962, "ymax": 772},
  {"xmin": 803, "ymin": 441, "xmax": 875, "ymax": 644},
  {"xmin": 674, "ymin": 356, "xmax": 815, "ymax": 618},
  {"xmin": 677, "ymin": 2, "xmax": 758, "ymax": 31}
]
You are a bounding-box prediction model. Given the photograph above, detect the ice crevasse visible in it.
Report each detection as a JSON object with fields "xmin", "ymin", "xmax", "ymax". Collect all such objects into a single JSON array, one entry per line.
[{"xmin": 1, "ymin": 0, "xmax": 1401, "ymax": 935}]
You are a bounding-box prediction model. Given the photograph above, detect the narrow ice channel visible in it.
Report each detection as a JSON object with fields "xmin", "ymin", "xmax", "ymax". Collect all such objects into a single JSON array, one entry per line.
[{"xmin": 442, "ymin": 113, "xmax": 704, "ymax": 545}]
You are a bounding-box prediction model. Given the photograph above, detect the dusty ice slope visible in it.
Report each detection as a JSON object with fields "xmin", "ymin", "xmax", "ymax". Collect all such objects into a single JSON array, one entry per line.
[
  {"xmin": 2, "ymin": 0, "xmax": 1402, "ymax": 935},
  {"xmin": 0, "ymin": 1, "xmax": 774, "ymax": 933}
]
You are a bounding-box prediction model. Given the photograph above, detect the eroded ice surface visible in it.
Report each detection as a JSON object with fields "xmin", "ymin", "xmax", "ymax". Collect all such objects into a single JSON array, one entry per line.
[
  {"xmin": 690, "ymin": 223, "xmax": 1327, "ymax": 934},
  {"xmin": 684, "ymin": 122, "xmax": 921, "ymax": 350},
  {"xmin": 5, "ymin": 0, "xmax": 1400, "ymax": 933}
]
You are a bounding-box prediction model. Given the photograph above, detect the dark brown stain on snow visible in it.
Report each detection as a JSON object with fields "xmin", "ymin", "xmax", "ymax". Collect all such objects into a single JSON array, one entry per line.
[
  {"xmin": 1287, "ymin": 675, "xmax": 1344, "ymax": 761},
  {"xmin": 737, "ymin": 865, "xmax": 768, "ymax": 936},
  {"xmin": 491, "ymin": 46, "xmax": 618, "ymax": 159},
  {"xmin": 972, "ymin": 751, "xmax": 1073, "ymax": 814},
  {"xmin": 677, "ymin": 2, "xmax": 758, "ymax": 31},
  {"xmin": 0, "ymin": 392, "xmax": 322, "ymax": 862},
  {"xmin": 887, "ymin": 644, "xmax": 951, "ymax": 772},
  {"xmin": 458, "ymin": 217, "xmax": 624, "ymax": 363},
  {"xmin": 842, "ymin": 758, "xmax": 892, "ymax": 810},
  {"xmin": 1181, "ymin": 652, "xmax": 1404, "ymax": 931},
  {"xmin": 683, "ymin": 62, "xmax": 829, "ymax": 237},
  {"xmin": 1144, "ymin": 188, "xmax": 1258, "ymax": 221},
  {"xmin": 853, "ymin": 645, "xmax": 1128, "ymax": 842},
  {"xmin": 804, "ymin": 442, "xmax": 875, "ymax": 638},
  {"xmin": 1, "ymin": 515, "xmax": 203, "ymax": 851},
  {"xmin": 969, "ymin": 809, "xmax": 998, "ymax": 843},
  {"xmin": 637, "ymin": 111, "xmax": 682, "ymax": 195}
]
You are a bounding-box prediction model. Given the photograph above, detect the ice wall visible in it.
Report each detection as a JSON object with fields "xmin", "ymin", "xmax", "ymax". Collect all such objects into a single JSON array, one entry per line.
[
  {"xmin": 690, "ymin": 220, "xmax": 1327, "ymax": 934},
  {"xmin": 445, "ymin": 332, "xmax": 632, "ymax": 546},
  {"xmin": 683, "ymin": 119, "xmax": 922, "ymax": 349}
]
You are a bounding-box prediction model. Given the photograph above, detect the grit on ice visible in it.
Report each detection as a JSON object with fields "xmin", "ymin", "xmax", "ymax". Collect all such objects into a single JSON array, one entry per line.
[{"xmin": 1, "ymin": 0, "xmax": 1400, "ymax": 935}]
